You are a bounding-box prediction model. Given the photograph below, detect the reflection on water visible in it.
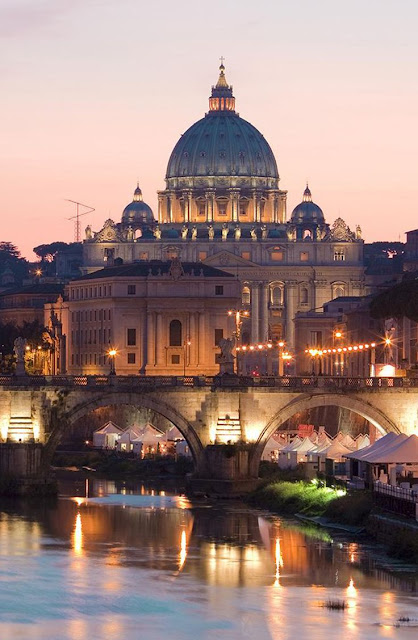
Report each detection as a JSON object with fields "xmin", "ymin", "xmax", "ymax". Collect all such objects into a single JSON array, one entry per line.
[{"xmin": 0, "ymin": 478, "xmax": 416, "ymax": 640}]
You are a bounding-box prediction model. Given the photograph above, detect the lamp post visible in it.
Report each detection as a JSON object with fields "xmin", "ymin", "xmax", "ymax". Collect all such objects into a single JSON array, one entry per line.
[
  {"xmin": 108, "ymin": 348, "xmax": 117, "ymax": 375},
  {"xmin": 228, "ymin": 309, "xmax": 250, "ymax": 375},
  {"xmin": 278, "ymin": 341, "xmax": 285, "ymax": 377}
]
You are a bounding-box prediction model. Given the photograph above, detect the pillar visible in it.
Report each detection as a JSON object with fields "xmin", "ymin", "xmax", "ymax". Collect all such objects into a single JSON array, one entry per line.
[
  {"xmin": 260, "ymin": 283, "xmax": 269, "ymax": 342},
  {"xmin": 285, "ymin": 281, "xmax": 297, "ymax": 350},
  {"xmin": 198, "ymin": 313, "xmax": 206, "ymax": 367},
  {"xmin": 156, "ymin": 313, "xmax": 164, "ymax": 365},
  {"xmin": 205, "ymin": 190, "xmax": 215, "ymax": 223},
  {"xmin": 251, "ymin": 283, "xmax": 260, "ymax": 343},
  {"xmin": 147, "ymin": 312, "xmax": 155, "ymax": 368},
  {"xmin": 189, "ymin": 313, "xmax": 197, "ymax": 366},
  {"xmin": 229, "ymin": 189, "xmax": 240, "ymax": 223}
]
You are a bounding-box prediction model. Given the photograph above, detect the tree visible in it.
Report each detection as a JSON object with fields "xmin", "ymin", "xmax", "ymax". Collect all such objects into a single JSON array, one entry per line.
[
  {"xmin": 0, "ymin": 242, "xmax": 29, "ymax": 284},
  {"xmin": 33, "ymin": 242, "xmax": 69, "ymax": 263},
  {"xmin": 369, "ymin": 278, "xmax": 418, "ymax": 322}
]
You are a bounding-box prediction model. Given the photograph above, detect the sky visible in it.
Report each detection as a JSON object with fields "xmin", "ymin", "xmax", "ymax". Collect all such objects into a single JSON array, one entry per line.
[{"xmin": 1, "ymin": 0, "xmax": 417, "ymax": 259}]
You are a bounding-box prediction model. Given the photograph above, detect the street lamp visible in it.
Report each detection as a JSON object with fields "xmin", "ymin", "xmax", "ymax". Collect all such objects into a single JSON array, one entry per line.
[
  {"xmin": 278, "ymin": 341, "xmax": 285, "ymax": 376},
  {"xmin": 108, "ymin": 348, "xmax": 117, "ymax": 375}
]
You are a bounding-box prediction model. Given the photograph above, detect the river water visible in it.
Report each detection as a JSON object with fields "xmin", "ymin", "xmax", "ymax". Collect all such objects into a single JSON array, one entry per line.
[{"xmin": 0, "ymin": 478, "xmax": 417, "ymax": 640}]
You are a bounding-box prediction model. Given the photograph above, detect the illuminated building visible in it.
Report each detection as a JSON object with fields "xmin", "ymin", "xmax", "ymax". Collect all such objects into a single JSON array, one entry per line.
[{"xmin": 82, "ymin": 63, "xmax": 365, "ymax": 353}]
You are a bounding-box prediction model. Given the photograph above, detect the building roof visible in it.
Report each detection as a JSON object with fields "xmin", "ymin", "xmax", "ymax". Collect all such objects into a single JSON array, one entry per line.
[
  {"xmin": 0, "ymin": 283, "xmax": 64, "ymax": 298},
  {"xmin": 121, "ymin": 184, "xmax": 155, "ymax": 227},
  {"xmin": 74, "ymin": 260, "xmax": 235, "ymax": 281},
  {"xmin": 290, "ymin": 185, "xmax": 325, "ymax": 225},
  {"xmin": 165, "ymin": 64, "xmax": 279, "ymax": 184}
]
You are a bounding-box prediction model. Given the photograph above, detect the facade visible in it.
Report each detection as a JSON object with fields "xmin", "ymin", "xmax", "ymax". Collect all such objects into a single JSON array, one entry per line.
[
  {"xmin": 0, "ymin": 283, "xmax": 64, "ymax": 326},
  {"xmin": 82, "ymin": 64, "xmax": 366, "ymax": 355},
  {"xmin": 61, "ymin": 259, "xmax": 240, "ymax": 376}
]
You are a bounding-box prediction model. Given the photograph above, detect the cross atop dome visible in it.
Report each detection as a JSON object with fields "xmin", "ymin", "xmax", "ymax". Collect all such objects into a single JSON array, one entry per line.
[{"xmin": 303, "ymin": 184, "xmax": 312, "ymax": 202}]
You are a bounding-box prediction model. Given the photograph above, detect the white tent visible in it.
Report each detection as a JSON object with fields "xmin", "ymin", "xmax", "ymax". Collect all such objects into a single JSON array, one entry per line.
[
  {"xmin": 165, "ymin": 426, "xmax": 183, "ymax": 441},
  {"xmin": 176, "ymin": 440, "xmax": 192, "ymax": 457},
  {"xmin": 261, "ymin": 436, "xmax": 285, "ymax": 461},
  {"xmin": 363, "ymin": 434, "xmax": 418, "ymax": 464},
  {"xmin": 318, "ymin": 440, "xmax": 352, "ymax": 461},
  {"xmin": 117, "ymin": 425, "xmax": 143, "ymax": 451},
  {"xmin": 355, "ymin": 434, "xmax": 371, "ymax": 450},
  {"xmin": 93, "ymin": 421, "xmax": 123, "ymax": 449},
  {"xmin": 339, "ymin": 433, "xmax": 356, "ymax": 450},
  {"xmin": 344, "ymin": 432, "xmax": 400, "ymax": 461},
  {"xmin": 278, "ymin": 437, "xmax": 317, "ymax": 469}
]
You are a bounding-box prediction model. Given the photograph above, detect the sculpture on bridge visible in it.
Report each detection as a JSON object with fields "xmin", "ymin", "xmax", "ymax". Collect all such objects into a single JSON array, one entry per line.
[
  {"xmin": 218, "ymin": 336, "xmax": 236, "ymax": 375},
  {"xmin": 13, "ymin": 337, "xmax": 27, "ymax": 376}
]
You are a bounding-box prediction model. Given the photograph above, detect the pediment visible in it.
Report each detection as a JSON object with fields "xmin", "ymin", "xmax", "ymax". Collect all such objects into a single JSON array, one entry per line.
[{"xmin": 203, "ymin": 250, "xmax": 258, "ymax": 268}]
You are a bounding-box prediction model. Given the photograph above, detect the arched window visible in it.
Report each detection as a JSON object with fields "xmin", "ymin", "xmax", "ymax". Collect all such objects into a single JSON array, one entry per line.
[
  {"xmin": 332, "ymin": 285, "xmax": 345, "ymax": 299},
  {"xmin": 169, "ymin": 320, "xmax": 182, "ymax": 346},
  {"xmin": 271, "ymin": 285, "xmax": 283, "ymax": 306},
  {"xmin": 303, "ymin": 229, "xmax": 312, "ymax": 240},
  {"xmin": 242, "ymin": 286, "xmax": 250, "ymax": 305},
  {"xmin": 300, "ymin": 287, "xmax": 309, "ymax": 304}
]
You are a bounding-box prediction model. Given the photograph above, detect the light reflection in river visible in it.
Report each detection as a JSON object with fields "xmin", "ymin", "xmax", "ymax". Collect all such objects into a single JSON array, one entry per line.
[{"xmin": 0, "ymin": 478, "xmax": 416, "ymax": 640}]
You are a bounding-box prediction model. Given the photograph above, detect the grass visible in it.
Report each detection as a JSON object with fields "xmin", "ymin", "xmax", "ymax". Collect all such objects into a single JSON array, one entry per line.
[
  {"xmin": 321, "ymin": 600, "xmax": 347, "ymax": 611},
  {"xmin": 247, "ymin": 480, "xmax": 344, "ymax": 516}
]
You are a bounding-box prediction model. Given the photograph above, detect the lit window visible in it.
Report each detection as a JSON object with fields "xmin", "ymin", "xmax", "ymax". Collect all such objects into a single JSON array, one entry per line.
[
  {"xmin": 242, "ymin": 286, "xmax": 250, "ymax": 305},
  {"xmin": 271, "ymin": 251, "xmax": 283, "ymax": 262},
  {"xmin": 198, "ymin": 251, "xmax": 207, "ymax": 261},
  {"xmin": 300, "ymin": 252, "xmax": 309, "ymax": 262},
  {"xmin": 241, "ymin": 251, "xmax": 251, "ymax": 260}
]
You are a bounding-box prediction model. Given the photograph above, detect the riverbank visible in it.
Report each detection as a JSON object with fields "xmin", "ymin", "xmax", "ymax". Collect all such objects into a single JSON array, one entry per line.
[{"xmin": 247, "ymin": 476, "xmax": 418, "ymax": 564}]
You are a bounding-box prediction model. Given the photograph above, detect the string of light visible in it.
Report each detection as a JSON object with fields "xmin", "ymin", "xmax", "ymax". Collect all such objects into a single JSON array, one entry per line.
[{"xmin": 305, "ymin": 342, "xmax": 376, "ymax": 357}]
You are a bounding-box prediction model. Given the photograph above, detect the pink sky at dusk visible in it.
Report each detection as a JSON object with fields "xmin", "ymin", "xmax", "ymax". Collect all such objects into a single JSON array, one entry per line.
[{"xmin": 1, "ymin": 0, "xmax": 417, "ymax": 259}]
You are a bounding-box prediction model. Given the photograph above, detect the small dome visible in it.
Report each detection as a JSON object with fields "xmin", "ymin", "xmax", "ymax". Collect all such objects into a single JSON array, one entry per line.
[
  {"xmin": 290, "ymin": 184, "xmax": 325, "ymax": 224},
  {"xmin": 122, "ymin": 184, "xmax": 155, "ymax": 227}
]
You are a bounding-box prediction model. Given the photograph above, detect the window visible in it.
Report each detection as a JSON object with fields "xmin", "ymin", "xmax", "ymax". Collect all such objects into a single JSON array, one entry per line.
[
  {"xmin": 271, "ymin": 286, "xmax": 283, "ymax": 305},
  {"xmin": 104, "ymin": 248, "xmax": 114, "ymax": 262},
  {"xmin": 300, "ymin": 287, "xmax": 309, "ymax": 304},
  {"xmin": 300, "ymin": 252, "xmax": 309, "ymax": 262},
  {"xmin": 334, "ymin": 249, "xmax": 345, "ymax": 261},
  {"xmin": 127, "ymin": 284, "xmax": 136, "ymax": 295},
  {"xmin": 127, "ymin": 328, "xmax": 136, "ymax": 346},
  {"xmin": 271, "ymin": 251, "xmax": 283, "ymax": 262},
  {"xmin": 198, "ymin": 251, "xmax": 207, "ymax": 261},
  {"xmin": 127, "ymin": 353, "xmax": 136, "ymax": 364},
  {"xmin": 332, "ymin": 284, "xmax": 345, "ymax": 299},
  {"xmin": 169, "ymin": 319, "xmax": 182, "ymax": 346},
  {"xmin": 215, "ymin": 285, "xmax": 224, "ymax": 296},
  {"xmin": 139, "ymin": 252, "xmax": 149, "ymax": 261},
  {"xmin": 171, "ymin": 354, "xmax": 180, "ymax": 364},
  {"xmin": 242, "ymin": 286, "xmax": 250, "ymax": 305},
  {"xmin": 214, "ymin": 328, "xmax": 224, "ymax": 346},
  {"xmin": 241, "ymin": 251, "xmax": 251, "ymax": 260}
]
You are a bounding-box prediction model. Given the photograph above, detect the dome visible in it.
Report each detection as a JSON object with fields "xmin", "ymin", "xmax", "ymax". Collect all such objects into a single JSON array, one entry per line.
[
  {"xmin": 165, "ymin": 64, "xmax": 279, "ymax": 188},
  {"xmin": 122, "ymin": 184, "xmax": 155, "ymax": 227},
  {"xmin": 290, "ymin": 185, "xmax": 325, "ymax": 224}
]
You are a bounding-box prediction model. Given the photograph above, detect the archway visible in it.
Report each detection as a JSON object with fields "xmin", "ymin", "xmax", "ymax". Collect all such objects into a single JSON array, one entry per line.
[
  {"xmin": 44, "ymin": 390, "xmax": 204, "ymax": 469},
  {"xmin": 250, "ymin": 392, "xmax": 400, "ymax": 476}
]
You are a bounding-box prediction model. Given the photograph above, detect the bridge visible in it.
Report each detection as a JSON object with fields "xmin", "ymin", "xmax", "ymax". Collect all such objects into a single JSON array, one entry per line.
[{"xmin": 1, "ymin": 374, "xmax": 417, "ymax": 495}]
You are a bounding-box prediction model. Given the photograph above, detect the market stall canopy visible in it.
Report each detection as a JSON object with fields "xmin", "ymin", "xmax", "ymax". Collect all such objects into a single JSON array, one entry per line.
[
  {"xmin": 362, "ymin": 434, "xmax": 418, "ymax": 464},
  {"xmin": 344, "ymin": 432, "xmax": 400, "ymax": 460}
]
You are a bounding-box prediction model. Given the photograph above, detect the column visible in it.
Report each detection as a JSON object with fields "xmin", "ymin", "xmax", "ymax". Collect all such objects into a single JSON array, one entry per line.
[
  {"xmin": 168, "ymin": 194, "xmax": 174, "ymax": 223},
  {"xmin": 157, "ymin": 194, "xmax": 164, "ymax": 224},
  {"xmin": 156, "ymin": 313, "xmax": 164, "ymax": 365},
  {"xmin": 285, "ymin": 281, "xmax": 297, "ymax": 351},
  {"xmin": 182, "ymin": 190, "xmax": 191, "ymax": 223},
  {"xmin": 260, "ymin": 283, "xmax": 269, "ymax": 342},
  {"xmin": 252, "ymin": 190, "xmax": 257, "ymax": 222},
  {"xmin": 251, "ymin": 283, "xmax": 260, "ymax": 343},
  {"xmin": 205, "ymin": 190, "xmax": 215, "ymax": 223},
  {"xmin": 189, "ymin": 312, "xmax": 197, "ymax": 366},
  {"xmin": 198, "ymin": 313, "xmax": 206, "ymax": 367},
  {"xmin": 229, "ymin": 189, "xmax": 239, "ymax": 223},
  {"xmin": 147, "ymin": 312, "xmax": 155, "ymax": 368}
]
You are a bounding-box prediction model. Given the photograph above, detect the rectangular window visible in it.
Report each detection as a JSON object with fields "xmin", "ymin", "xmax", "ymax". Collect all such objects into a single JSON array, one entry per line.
[
  {"xmin": 310, "ymin": 331, "xmax": 322, "ymax": 347},
  {"xmin": 127, "ymin": 328, "xmax": 136, "ymax": 346},
  {"xmin": 241, "ymin": 251, "xmax": 251, "ymax": 260},
  {"xmin": 127, "ymin": 284, "xmax": 136, "ymax": 295},
  {"xmin": 171, "ymin": 354, "xmax": 180, "ymax": 364},
  {"xmin": 198, "ymin": 251, "xmax": 207, "ymax": 261},
  {"xmin": 300, "ymin": 252, "xmax": 309, "ymax": 262},
  {"xmin": 215, "ymin": 285, "xmax": 224, "ymax": 296},
  {"xmin": 127, "ymin": 353, "xmax": 136, "ymax": 364},
  {"xmin": 271, "ymin": 251, "xmax": 283, "ymax": 262},
  {"xmin": 334, "ymin": 250, "xmax": 345, "ymax": 261},
  {"xmin": 139, "ymin": 252, "xmax": 149, "ymax": 261},
  {"xmin": 214, "ymin": 328, "xmax": 224, "ymax": 346}
]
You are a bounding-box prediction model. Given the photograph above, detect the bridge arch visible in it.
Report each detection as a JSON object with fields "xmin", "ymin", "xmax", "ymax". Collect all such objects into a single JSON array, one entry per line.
[
  {"xmin": 250, "ymin": 392, "xmax": 400, "ymax": 475},
  {"xmin": 46, "ymin": 390, "xmax": 205, "ymax": 468}
]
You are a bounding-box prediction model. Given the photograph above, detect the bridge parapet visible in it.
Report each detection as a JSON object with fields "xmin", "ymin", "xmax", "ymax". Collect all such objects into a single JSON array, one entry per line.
[{"xmin": 1, "ymin": 375, "xmax": 418, "ymax": 392}]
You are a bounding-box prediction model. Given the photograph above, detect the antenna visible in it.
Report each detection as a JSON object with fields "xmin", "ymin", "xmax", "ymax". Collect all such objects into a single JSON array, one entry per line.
[{"xmin": 65, "ymin": 200, "xmax": 95, "ymax": 242}]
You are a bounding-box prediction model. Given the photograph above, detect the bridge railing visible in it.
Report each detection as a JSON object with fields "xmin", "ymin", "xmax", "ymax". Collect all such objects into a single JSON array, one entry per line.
[{"xmin": 1, "ymin": 374, "xmax": 418, "ymax": 390}]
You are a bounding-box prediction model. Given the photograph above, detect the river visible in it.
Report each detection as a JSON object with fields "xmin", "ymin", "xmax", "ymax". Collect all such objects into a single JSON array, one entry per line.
[{"xmin": 0, "ymin": 477, "xmax": 417, "ymax": 639}]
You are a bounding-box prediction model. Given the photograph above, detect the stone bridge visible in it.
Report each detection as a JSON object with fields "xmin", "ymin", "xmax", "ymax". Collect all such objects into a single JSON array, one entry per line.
[{"xmin": 1, "ymin": 374, "xmax": 417, "ymax": 495}]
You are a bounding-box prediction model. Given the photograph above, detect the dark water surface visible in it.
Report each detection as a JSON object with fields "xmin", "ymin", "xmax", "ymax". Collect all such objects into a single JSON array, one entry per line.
[{"xmin": 0, "ymin": 477, "xmax": 417, "ymax": 639}]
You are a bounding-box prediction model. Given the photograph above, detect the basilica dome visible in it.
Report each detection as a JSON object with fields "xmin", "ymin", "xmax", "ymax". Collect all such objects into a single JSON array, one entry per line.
[
  {"xmin": 165, "ymin": 64, "xmax": 279, "ymax": 189},
  {"xmin": 290, "ymin": 185, "xmax": 325, "ymax": 224},
  {"xmin": 122, "ymin": 185, "xmax": 155, "ymax": 228}
]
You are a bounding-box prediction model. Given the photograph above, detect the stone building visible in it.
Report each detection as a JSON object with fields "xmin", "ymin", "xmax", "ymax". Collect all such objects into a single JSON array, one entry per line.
[
  {"xmin": 62, "ymin": 259, "xmax": 240, "ymax": 376},
  {"xmin": 82, "ymin": 63, "xmax": 366, "ymax": 354}
]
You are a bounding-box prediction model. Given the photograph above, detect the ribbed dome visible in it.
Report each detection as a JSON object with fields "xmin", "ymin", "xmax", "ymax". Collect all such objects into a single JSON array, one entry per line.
[
  {"xmin": 122, "ymin": 185, "xmax": 155, "ymax": 227},
  {"xmin": 165, "ymin": 64, "xmax": 279, "ymax": 186},
  {"xmin": 290, "ymin": 185, "xmax": 325, "ymax": 224}
]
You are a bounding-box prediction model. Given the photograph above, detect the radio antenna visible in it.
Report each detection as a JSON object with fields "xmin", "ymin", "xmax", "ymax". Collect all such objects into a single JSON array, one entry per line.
[{"xmin": 65, "ymin": 200, "xmax": 95, "ymax": 242}]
